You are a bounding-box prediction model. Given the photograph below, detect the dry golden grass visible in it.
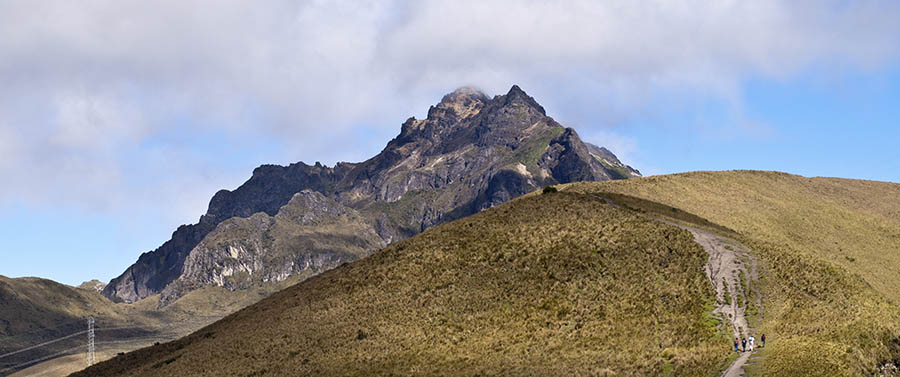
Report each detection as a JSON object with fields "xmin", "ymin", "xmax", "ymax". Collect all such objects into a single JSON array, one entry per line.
[
  {"xmin": 76, "ymin": 192, "xmax": 732, "ymax": 377},
  {"xmin": 68, "ymin": 170, "xmax": 900, "ymax": 376},
  {"xmin": 563, "ymin": 170, "xmax": 900, "ymax": 302},
  {"xmin": 562, "ymin": 171, "xmax": 900, "ymax": 376}
]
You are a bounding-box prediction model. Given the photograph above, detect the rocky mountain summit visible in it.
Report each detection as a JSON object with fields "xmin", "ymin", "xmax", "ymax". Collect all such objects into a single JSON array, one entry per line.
[{"xmin": 103, "ymin": 85, "xmax": 640, "ymax": 305}]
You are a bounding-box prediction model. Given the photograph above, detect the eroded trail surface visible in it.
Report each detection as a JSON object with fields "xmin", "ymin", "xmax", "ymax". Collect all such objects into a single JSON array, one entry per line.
[{"xmin": 676, "ymin": 224, "xmax": 761, "ymax": 377}]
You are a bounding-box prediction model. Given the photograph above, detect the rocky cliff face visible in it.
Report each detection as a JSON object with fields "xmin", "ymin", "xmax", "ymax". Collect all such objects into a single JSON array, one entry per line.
[
  {"xmin": 103, "ymin": 85, "xmax": 640, "ymax": 305},
  {"xmin": 102, "ymin": 162, "xmax": 350, "ymax": 303},
  {"xmin": 157, "ymin": 190, "xmax": 385, "ymax": 306}
]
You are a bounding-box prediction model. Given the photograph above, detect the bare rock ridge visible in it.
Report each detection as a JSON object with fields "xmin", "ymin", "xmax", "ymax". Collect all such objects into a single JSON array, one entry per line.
[{"xmin": 103, "ymin": 85, "xmax": 641, "ymax": 305}]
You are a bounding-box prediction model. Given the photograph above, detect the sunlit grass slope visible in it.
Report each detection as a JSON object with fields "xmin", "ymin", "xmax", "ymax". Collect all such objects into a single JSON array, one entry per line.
[
  {"xmin": 565, "ymin": 170, "xmax": 900, "ymax": 302},
  {"xmin": 76, "ymin": 191, "xmax": 731, "ymax": 377},
  {"xmin": 563, "ymin": 171, "xmax": 900, "ymax": 376}
]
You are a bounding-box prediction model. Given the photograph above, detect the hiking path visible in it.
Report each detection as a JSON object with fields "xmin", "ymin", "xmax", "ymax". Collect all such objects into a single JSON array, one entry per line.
[{"xmin": 678, "ymin": 224, "xmax": 762, "ymax": 377}]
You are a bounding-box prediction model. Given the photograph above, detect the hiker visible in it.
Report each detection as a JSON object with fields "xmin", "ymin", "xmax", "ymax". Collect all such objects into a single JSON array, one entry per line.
[
  {"xmin": 748, "ymin": 335, "xmax": 755, "ymax": 351},
  {"xmin": 733, "ymin": 337, "xmax": 739, "ymax": 352},
  {"xmin": 761, "ymin": 334, "xmax": 766, "ymax": 347},
  {"xmin": 741, "ymin": 337, "xmax": 747, "ymax": 352}
]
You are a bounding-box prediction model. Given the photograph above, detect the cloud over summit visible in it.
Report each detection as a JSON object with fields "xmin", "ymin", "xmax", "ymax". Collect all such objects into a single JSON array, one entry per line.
[{"xmin": 1, "ymin": 0, "xmax": 898, "ymax": 221}]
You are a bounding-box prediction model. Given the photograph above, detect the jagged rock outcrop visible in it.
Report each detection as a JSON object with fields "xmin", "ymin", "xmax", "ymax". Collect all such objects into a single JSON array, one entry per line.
[
  {"xmin": 103, "ymin": 162, "xmax": 351, "ymax": 303},
  {"xmin": 104, "ymin": 85, "xmax": 640, "ymax": 305},
  {"xmin": 157, "ymin": 190, "xmax": 385, "ymax": 306}
]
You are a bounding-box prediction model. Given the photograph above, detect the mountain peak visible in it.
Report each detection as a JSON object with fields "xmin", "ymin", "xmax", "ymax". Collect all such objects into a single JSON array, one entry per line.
[
  {"xmin": 103, "ymin": 85, "xmax": 639, "ymax": 305},
  {"xmin": 428, "ymin": 86, "xmax": 489, "ymax": 120},
  {"xmin": 502, "ymin": 85, "xmax": 545, "ymax": 115}
]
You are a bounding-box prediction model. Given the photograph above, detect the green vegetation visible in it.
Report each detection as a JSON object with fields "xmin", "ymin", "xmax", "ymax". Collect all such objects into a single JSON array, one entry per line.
[
  {"xmin": 77, "ymin": 192, "xmax": 732, "ymax": 377},
  {"xmin": 490, "ymin": 123, "xmax": 566, "ymax": 179},
  {"xmin": 360, "ymin": 189, "xmax": 442, "ymax": 237},
  {"xmin": 511, "ymin": 125, "xmax": 565, "ymax": 168},
  {"xmin": 722, "ymin": 279, "xmax": 732, "ymax": 306},
  {"xmin": 738, "ymin": 270, "xmax": 747, "ymax": 299},
  {"xmin": 563, "ymin": 170, "xmax": 900, "ymax": 376}
]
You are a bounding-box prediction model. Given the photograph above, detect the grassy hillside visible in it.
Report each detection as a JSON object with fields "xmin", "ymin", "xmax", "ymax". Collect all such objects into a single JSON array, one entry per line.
[
  {"xmin": 0, "ymin": 277, "xmax": 126, "ymax": 347},
  {"xmin": 565, "ymin": 170, "xmax": 900, "ymax": 302},
  {"xmin": 75, "ymin": 191, "xmax": 732, "ymax": 377},
  {"xmin": 0, "ymin": 275, "xmax": 301, "ymax": 376},
  {"xmin": 65, "ymin": 170, "xmax": 900, "ymax": 376},
  {"xmin": 562, "ymin": 171, "xmax": 900, "ymax": 376},
  {"xmin": 0, "ymin": 276, "xmax": 140, "ymax": 375}
]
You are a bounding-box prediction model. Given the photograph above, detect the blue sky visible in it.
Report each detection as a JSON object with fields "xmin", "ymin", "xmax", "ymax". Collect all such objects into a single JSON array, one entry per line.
[
  {"xmin": 596, "ymin": 69, "xmax": 900, "ymax": 181},
  {"xmin": 1, "ymin": 1, "xmax": 899, "ymax": 285}
]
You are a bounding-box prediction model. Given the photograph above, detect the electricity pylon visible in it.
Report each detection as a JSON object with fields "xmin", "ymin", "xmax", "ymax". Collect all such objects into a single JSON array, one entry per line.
[{"xmin": 86, "ymin": 316, "xmax": 95, "ymax": 366}]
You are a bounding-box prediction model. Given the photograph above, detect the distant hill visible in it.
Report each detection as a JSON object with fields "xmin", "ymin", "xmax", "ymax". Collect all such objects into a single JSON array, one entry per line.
[
  {"xmin": 103, "ymin": 85, "xmax": 640, "ymax": 306},
  {"xmin": 0, "ymin": 275, "xmax": 300, "ymax": 376},
  {"xmin": 77, "ymin": 171, "xmax": 900, "ymax": 377},
  {"xmin": 0, "ymin": 276, "xmax": 117, "ymax": 348},
  {"xmin": 0, "ymin": 276, "xmax": 134, "ymax": 375}
]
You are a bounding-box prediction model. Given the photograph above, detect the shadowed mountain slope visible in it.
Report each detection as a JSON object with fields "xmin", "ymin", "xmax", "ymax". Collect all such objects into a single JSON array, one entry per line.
[{"xmin": 103, "ymin": 85, "xmax": 639, "ymax": 306}]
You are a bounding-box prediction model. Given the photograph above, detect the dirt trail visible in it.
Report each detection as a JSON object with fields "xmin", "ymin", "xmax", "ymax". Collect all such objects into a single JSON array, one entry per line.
[
  {"xmin": 592, "ymin": 195, "xmax": 763, "ymax": 376},
  {"xmin": 675, "ymin": 224, "xmax": 761, "ymax": 377}
]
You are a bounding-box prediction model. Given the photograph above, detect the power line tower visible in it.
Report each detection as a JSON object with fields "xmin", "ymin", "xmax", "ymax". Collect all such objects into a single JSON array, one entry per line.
[{"xmin": 86, "ymin": 316, "xmax": 95, "ymax": 367}]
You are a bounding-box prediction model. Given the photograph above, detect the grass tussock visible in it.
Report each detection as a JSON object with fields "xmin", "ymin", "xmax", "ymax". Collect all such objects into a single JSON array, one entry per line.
[
  {"xmin": 744, "ymin": 239, "xmax": 900, "ymax": 376},
  {"xmin": 76, "ymin": 192, "xmax": 731, "ymax": 377}
]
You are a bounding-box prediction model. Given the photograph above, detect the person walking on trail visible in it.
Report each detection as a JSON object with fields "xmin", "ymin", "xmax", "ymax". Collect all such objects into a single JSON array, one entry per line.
[
  {"xmin": 733, "ymin": 337, "xmax": 739, "ymax": 352},
  {"xmin": 741, "ymin": 337, "xmax": 747, "ymax": 352},
  {"xmin": 761, "ymin": 334, "xmax": 766, "ymax": 347},
  {"xmin": 748, "ymin": 335, "xmax": 755, "ymax": 351}
]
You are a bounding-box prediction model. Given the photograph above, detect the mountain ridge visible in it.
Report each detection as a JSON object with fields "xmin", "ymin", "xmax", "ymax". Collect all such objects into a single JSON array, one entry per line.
[
  {"xmin": 103, "ymin": 85, "xmax": 640, "ymax": 305},
  {"xmin": 76, "ymin": 170, "xmax": 900, "ymax": 377}
]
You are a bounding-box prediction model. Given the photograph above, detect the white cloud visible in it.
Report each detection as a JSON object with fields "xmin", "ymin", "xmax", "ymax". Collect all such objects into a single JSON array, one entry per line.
[
  {"xmin": 53, "ymin": 92, "xmax": 145, "ymax": 149},
  {"xmin": 582, "ymin": 129, "xmax": 639, "ymax": 166},
  {"xmin": 0, "ymin": 0, "xmax": 898, "ymax": 223},
  {"xmin": 0, "ymin": 124, "xmax": 19, "ymax": 172}
]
